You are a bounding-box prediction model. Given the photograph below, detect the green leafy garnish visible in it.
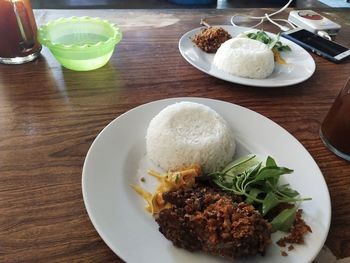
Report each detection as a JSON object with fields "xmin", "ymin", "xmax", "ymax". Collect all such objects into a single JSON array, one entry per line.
[
  {"xmin": 246, "ymin": 30, "xmax": 291, "ymax": 52},
  {"xmin": 271, "ymin": 206, "xmax": 298, "ymax": 232},
  {"xmin": 209, "ymin": 155, "xmax": 311, "ymax": 232}
]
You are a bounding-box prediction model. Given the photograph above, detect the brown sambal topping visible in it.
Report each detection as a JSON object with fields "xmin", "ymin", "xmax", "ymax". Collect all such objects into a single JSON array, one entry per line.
[{"xmin": 192, "ymin": 27, "xmax": 231, "ymax": 53}]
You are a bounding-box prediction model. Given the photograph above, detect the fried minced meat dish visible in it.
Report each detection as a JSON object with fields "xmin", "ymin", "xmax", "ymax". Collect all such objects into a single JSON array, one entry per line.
[
  {"xmin": 192, "ymin": 27, "xmax": 231, "ymax": 53},
  {"xmin": 155, "ymin": 184, "xmax": 272, "ymax": 260}
]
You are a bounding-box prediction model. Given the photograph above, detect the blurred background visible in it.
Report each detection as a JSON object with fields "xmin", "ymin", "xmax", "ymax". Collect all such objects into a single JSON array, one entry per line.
[{"xmin": 30, "ymin": 0, "xmax": 350, "ymax": 9}]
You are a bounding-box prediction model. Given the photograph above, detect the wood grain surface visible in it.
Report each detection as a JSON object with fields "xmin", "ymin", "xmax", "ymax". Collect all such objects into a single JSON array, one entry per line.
[{"xmin": 0, "ymin": 8, "xmax": 349, "ymax": 263}]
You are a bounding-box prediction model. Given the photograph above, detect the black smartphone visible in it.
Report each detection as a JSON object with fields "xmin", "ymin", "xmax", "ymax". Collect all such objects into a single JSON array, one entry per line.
[{"xmin": 282, "ymin": 28, "xmax": 350, "ymax": 63}]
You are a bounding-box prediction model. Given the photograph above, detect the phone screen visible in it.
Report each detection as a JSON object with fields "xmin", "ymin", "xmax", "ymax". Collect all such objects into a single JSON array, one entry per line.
[{"xmin": 288, "ymin": 30, "xmax": 348, "ymax": 56}]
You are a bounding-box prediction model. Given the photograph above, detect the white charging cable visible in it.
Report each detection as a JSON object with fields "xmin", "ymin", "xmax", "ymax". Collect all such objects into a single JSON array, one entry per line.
[
  {"xmin": 264, "ymin": 13, "xmax": 296, "ymax": 31},
  {"xmin": 230, "ymin": 0, "xmax": 295, "ymax": 31}
]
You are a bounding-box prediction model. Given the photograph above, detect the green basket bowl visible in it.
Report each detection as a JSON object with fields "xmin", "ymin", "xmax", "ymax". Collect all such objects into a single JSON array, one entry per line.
[{"xmin": 38, "ymin": 16, "xmax": 122, "ymax": 71}]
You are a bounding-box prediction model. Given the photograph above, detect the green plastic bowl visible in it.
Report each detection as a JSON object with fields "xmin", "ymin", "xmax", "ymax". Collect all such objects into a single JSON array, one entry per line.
[{"xmin": 38, "ymin": 16, "xmax": 122, "ymax": 71}]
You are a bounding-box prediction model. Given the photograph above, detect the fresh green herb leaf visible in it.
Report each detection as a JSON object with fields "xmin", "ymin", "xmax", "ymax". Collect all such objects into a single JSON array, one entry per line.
[
  {"xmin": 245, "ymin": 30, "xmax": 291, "ymax": 53},
  {"xmin": 266, "ymin": 156, "xmax": 277, "ymax": 167},
  {"xmin": 278, "ymin": 184, "xmax": 300, "ymax": 198},
  {"xmin": 279, "ymin": 44, "xmax": 292, "ymax": 52},
  {"xmin": 253, "ymin": 166, "xmax": 293, "ymax": 183},
  {"xmin": 210, "ymin": 155, "xmax": 311, "ymax": 227},
  {"xmin": 246, "ymin": 188, "xmax": 263, "ymax": 204},
  {"xmin": 271, "ymin": 206, "xmax": 298, "ymax": 232},
  {"xmin": 175, "ymin": 174, "xmax": 180, "ymax": 184},
  {"xmin": 222, "ymin": 154, "xmax": 259, "ymax": 175},
  {"xmin": 262, "ymin": 192, "xmax": 280, "ymax": 216},
  {"xmin": 268, "ymin": 32, "xmax": 280, "ymax": 49}
]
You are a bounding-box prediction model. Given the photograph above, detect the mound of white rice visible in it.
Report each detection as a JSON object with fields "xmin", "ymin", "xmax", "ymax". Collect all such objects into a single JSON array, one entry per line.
[
  {"xmin": 146, "ymin": 101, "xmax": 236, "ymax": 173},
  {"xmin": 213, "ymin": 38, "xmax": 274, "ymax": 79}
]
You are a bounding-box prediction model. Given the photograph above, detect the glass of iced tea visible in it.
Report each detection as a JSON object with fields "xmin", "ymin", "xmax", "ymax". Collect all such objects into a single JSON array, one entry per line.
[
  {"xmin": 0, "ymin": 0, "xmax": 41, "ymax": 64},
  {"xmin": 320, "ymin": 77, "xmax": 350, "ymax": 161}
]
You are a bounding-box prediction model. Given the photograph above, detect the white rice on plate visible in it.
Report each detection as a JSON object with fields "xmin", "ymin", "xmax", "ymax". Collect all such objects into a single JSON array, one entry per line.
[
  {"xmin": 213, "ymin": 38, "xmax": 274, "ymax": 79},
  {"xmin": 146, "ymin": 101, "xmax": 236, "ymax": 173}
]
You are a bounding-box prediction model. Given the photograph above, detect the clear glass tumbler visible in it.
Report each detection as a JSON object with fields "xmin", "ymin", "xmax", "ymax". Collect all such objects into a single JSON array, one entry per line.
[
  {"xmin": 0, "ymin": 0, "xmax": 41, "ymax": 64},
  {"xmin": 320, "ymin": 77, "xmax": 350, "ymax": 161}
]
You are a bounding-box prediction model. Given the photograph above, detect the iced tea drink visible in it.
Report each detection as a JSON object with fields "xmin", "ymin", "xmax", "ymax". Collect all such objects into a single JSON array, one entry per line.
[
  {"xmin": 320, "ymin": 77, "xmax": 350, "ymax": 161},
  {"xmin": 0, "ymin": 0, "xmax": 41, "ymax": 64}
]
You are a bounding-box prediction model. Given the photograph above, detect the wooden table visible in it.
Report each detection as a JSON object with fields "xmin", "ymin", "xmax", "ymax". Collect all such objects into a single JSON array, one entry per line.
[{"xmin": 0, "ymin": 8, "xmax": 349, "ymax": 262}]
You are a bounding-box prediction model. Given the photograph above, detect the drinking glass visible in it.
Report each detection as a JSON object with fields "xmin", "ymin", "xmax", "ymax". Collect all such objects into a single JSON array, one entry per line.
[
  {"xmin": 320, "ymin": 77, "xmax": 350, "ymax": 161},
  {"xmin": 0, "ymin": 0, "xmax": 41, "ymax": 64}
]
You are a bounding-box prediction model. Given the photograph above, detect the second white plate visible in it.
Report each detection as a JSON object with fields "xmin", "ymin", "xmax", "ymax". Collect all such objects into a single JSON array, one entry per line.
[{"xmin": 179, "ymin": 26, "xmax": 316, "ymax": 87}]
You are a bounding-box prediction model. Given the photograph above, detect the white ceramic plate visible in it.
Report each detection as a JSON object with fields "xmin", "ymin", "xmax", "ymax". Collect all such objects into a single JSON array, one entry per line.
[
  {"xmin": 178, "ymin": 26, "xmax": 316, "ymax": 87},
  {"xmin": 82, "ymin": 97, "xmax": 330, "ymax": 263}
]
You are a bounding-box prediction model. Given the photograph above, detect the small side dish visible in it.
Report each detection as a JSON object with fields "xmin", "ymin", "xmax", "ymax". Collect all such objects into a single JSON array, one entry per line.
[
  {"xmin": 179, "ymin": 25, "xmax": 316, "ymax": 87},
  {"xmin": 192, "ymin": 26, "xmax": 232, "ymax": 53},
  {"xmin": 192, "ymin": 23, "xmax": 292, "ymax": 80}
]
